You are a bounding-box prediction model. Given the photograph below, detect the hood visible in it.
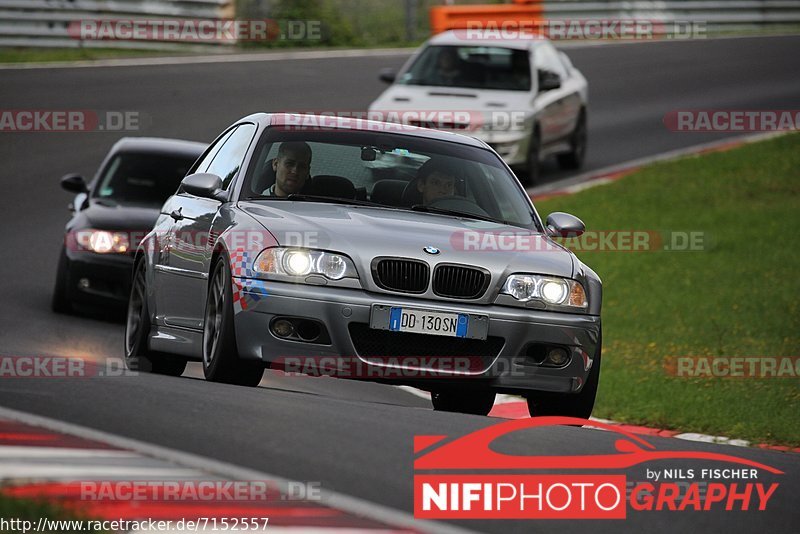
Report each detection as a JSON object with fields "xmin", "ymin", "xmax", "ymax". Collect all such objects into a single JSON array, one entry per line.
[
  {"xmin": 75, "ymin": 199, "xmax": 161, "ymax": 232},
  {"xmin": 369, "ymin": 84, "xmax": 533, "ymax": 125},
  {"xmin": 239, "ymin": 200, "xmax": 574, "ymax": 303}
]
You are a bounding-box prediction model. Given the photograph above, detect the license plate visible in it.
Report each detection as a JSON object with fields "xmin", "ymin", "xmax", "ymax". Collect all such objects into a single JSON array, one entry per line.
[{"xmin": 388, "ymin": 307, "xmax": 468, "ymax": 338}]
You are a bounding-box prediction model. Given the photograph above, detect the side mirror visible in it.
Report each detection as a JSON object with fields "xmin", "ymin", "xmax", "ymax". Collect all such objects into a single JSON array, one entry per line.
[
  {"xmin": 546, "ymin": 212, "xmax": 585, "ymax": 238},
  {"xmin": 180, "ymin": 173, "xmax": 225, "ymax": 201},
  {"xmin": 538, "ymin": 70, "xmax": 561, "ymax": 92},
  {"xmin": 60, "ymin": 173, "xmax": 88, "ymax": 193},
  {"xmin": 379, "ymin": 68, "xmax": 397, "ymax": 84}
]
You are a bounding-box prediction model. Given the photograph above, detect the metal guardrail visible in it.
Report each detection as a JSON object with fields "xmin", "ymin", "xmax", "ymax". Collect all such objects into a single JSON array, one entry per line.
[
  {"xmin": 0, "ymin": 0, "xmax": 234, "ymax": 50},
  {"xmin": 543, "ymin": 0, "xmax": 800, "ymax": 32}
]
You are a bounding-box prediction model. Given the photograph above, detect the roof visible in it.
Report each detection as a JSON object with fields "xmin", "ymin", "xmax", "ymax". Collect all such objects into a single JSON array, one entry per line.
[
  {"xmin": 111, "ymin": 137, "xmax": 207, "ymax": 157},
  {"xmin": 427, "ymin": 29, "xmax": 546, "ymax": 50}
]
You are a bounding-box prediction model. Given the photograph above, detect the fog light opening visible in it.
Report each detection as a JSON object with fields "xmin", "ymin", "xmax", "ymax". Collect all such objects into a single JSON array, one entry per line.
[
  {"xmin": 546, "ymin": 348, "xmax": 569, "ymax": 367},
  {"xmin": 272, "ymin": 319, "xmax": 295, "ymax": 338}
]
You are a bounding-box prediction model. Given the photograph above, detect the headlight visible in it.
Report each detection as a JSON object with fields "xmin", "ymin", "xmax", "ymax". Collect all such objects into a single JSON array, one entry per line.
[
  {"xmin": 75, "ymin": 229, "xmax": 130, "ymax": 254},
  {"xmin": 501, "ymin": 274, "xmax": 587, "ymax": 309},
  {"xmin": 254, "ymin": 248, "xmax": 358, "ymax": 281}
]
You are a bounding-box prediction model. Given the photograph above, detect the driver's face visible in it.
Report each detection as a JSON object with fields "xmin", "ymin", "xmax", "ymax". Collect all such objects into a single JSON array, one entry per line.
[
  {"xmin": 273, "ymin": 149, "xmax": 311, "ymax": 196},
  {"xmin": 418, "ymin": 171, "xmax": 456, "ymax": 204}
]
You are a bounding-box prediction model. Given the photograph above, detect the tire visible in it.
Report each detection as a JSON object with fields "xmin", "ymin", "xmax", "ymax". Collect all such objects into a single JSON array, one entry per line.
[
  {"xmin": 521, "ymin": 128, "xmax": 541, "ymax": 186},
  {"xmin": 527, "ymin": 333, "xmax": 601, "ymax": 419},
  {"xmin": 51, "ymin": 247, "xmax": 73, "ymax": 314},
  {"xmin": 124, "ymin": 259, "xmax": 187, "ymax": 376},
  {"xmin": 431, "ymin": 389, "xmax": 496, "ymax": 416},
  {"xmin": 202, "ymin": 256, "xmax": 264, "ymax": 387},
  {"xmin": 557, "ymin": 111, "xmax": 587, "ymax": 170}
]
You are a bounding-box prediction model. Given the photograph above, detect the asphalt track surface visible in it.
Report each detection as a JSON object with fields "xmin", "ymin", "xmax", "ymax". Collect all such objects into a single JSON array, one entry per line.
[{"xmin": 0, "ymin": 35, "xmax": 799, "ymax": 532}]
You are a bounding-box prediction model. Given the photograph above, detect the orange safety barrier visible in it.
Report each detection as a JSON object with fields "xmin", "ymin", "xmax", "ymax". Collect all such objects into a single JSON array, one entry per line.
[{"xmin": 429, "ymin": 0, "xmax": 544, "ymax": 36}]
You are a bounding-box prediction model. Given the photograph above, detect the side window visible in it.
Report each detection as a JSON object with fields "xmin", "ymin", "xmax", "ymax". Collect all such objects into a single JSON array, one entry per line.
[
  {"xmin": 205, "ymin": 124, "xmax": 257, "ymax": 189},
  {"xmin": 535, "ymin": 43, "xmax": 567, "ymax": 80},
  {"xmin": 193, "ymin": 128, "xmax": 235, "ymax": 174}
]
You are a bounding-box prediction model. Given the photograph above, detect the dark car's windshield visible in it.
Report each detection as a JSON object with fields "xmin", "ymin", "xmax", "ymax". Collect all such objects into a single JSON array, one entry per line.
[
  {"xmin": 397, "ymin": 45, "xmax": 531, "ymax": 91},
  {"xmin": 241, "ymin": 125, "xmax": 538, "ymax": 229},
  {"xmin": 93, "ymin": 152, "xmax": 197, "ymax": 206}
]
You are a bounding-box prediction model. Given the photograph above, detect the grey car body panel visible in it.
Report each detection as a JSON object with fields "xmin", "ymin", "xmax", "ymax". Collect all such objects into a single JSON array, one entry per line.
[{"xmin": 137, "ymin": 114, "xmax": 602, "ymax": 394}]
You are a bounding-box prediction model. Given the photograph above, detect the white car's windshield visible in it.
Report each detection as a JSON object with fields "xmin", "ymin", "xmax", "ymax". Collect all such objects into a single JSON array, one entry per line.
[
  {"xmin": 242, "ymin": 126, "xmax": 538, "ymax": 229},
  {"xmin": 397, "ymin": 45, "xmax": 531, "ymax": 91}
]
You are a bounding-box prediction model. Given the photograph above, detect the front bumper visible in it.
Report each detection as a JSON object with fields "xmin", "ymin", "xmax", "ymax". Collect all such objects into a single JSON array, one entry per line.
[
  {"xmin": 469, "ymin": 130, "xmax": 531, "ymax": 167},
  {"xmin": 64, "ymin": 248, "xmax": 134, "ymax": 307},
  {"xmin": 234, "ymin": 279, "xmax": 600, "ymax": 395}
]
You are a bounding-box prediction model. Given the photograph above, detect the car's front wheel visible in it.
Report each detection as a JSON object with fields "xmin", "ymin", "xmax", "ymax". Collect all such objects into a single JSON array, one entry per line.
[
  {"xmin": 124, "ymin": 259, "xmax": 187, "ymax": 376},
  {"xmin": 431, "ymin": 389, "xmax": 496, "ymax": 416},
  {"xmin": 526, "ymin": 333, "xmax": 601, "ymax": 419},
  {"xmin": 202, "ymin": 256, "xmax": 264, "ymax": 387}
]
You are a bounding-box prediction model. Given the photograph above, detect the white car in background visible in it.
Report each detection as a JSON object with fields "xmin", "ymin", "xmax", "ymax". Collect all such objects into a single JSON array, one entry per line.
[{"xmin": 369, "ymin": 30, "xmax": 588, "ymax": 183}]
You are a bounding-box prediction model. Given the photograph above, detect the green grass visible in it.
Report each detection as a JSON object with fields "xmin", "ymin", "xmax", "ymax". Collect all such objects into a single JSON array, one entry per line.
[
  {"xmin": 0, "ymin": 492, "xmax": 108, "ymax": 533},
  {"xmin": 536, "ymin": 132, "xmax": 800, "ymax": 446}
]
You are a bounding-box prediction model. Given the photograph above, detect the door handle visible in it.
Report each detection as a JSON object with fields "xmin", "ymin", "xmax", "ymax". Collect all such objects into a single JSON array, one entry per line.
[{"xmin": 170, "ymin": 208, "xmax": 183, "ymax": 221}]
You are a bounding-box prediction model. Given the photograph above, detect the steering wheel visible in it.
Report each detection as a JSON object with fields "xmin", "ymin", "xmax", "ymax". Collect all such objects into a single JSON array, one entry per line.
[{"xmin": 427, "ymin": 196, "xmax": 491, "ymax": 218}]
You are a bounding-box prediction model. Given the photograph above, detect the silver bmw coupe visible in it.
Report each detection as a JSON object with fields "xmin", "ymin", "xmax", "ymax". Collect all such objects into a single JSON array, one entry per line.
[{"xmin": 125, "ymin": 113, "xmax": 602, "ymax": 417}]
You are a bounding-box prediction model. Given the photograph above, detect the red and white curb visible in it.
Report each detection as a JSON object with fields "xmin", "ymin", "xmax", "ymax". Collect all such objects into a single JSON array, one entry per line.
[
  {"xmin": 0, "ymin": 407, "xmax": 474, "ymax": 534},
  {"xmin": 491, "ymin": 396, "xmax": 800, "ymax": 454},
  {"xmin": 398, "ymin": 388, "xmax": 799, "ymax": 454}
]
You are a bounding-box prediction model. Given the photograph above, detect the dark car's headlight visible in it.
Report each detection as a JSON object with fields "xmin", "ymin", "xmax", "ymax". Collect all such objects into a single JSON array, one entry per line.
[
  {"xmin": 501, "ymin": 274, "xmax": 587, "ymax": 309},
  {"xmin": 253, "ymin": 247, "xmax": 359, "ymax": 281},
  {"xmin": 75, "ymin": 229, "xmax": 130, "ymax": 254}
]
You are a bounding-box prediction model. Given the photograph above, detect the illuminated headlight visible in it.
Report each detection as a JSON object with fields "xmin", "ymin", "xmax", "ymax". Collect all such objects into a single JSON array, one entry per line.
[
  {"xmin": 501, "ymin": 274, "xmax": 587, "ymax": 309},
  {"xmin": 254, "ymin": 248, "xmax": 358, "ymax": 281},
  {"xmin": 76, "ymin": 229, "xmax": 130, "ymax": 254}
]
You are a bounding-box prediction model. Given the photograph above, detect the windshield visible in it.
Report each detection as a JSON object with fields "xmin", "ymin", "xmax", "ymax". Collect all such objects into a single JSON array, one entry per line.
[
  {"xmin": 241, "ymin": 126, "xmax": 538, "ymax": 229},
  {"xmin": 93, "ymin": 152, "xmax": 197, "ymax": 206},
  {"xmin": 397, "ymin": 45, "xmax": 531, "ymax": 91}
]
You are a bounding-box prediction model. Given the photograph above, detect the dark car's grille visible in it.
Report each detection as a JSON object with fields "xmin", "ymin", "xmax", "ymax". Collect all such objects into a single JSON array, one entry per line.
[
  {"xmin": 372, "ymin": 258, "xmax": 429, "ymax": 294},
  {"xmin": 348, "ymin": 323, "xmax": 504, "ymax": 371},
  {"xmin": 433, "ymin": 264, "xmax": 490, "ymax": 299}
]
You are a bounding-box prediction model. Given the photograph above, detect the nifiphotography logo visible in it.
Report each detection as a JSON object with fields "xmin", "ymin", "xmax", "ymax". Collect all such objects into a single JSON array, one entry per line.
[{"xmin": 413, "ymin": 417, "xmax": 782, "ymax": 519}]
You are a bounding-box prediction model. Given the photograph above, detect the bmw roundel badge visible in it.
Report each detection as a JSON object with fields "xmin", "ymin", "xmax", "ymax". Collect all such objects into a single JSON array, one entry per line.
[{"xmin": 423, "ymin": 246, "xmax": 440, "ymax": 255}]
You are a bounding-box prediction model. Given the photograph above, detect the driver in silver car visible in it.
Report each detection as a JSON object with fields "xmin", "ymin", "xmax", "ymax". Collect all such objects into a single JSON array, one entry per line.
[
  {"xmin": 265, "ymin": 141, "xmax": 312, "ymax": 197},
  {"xmin": 416, "ymin": 158, "xmax": 457, "ymax": 205}
]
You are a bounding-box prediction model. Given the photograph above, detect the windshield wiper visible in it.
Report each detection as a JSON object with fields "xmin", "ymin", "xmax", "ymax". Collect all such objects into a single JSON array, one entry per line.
[{"xmin": 410, "ymin": 204, "xmax": 511, "ymax": 225}]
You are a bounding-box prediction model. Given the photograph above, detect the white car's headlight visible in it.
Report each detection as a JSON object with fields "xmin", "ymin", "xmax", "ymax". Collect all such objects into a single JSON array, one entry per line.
[
  {"xmin": 76, "ymin": 229, "xmax": 130, "ymax": 254},
  {"xmin": 254, "ymin": 248, "xmax": 358, "ymax": 281},
  {"xmin": 501, "ymin": 274, "xmax": 587, "ymax": 309}
]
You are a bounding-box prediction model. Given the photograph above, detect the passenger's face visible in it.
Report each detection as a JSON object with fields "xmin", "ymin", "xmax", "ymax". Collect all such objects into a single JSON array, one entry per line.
[
  {"xmin": 273, "ymin": 149, "xmax": 311, "ymax": 196},
  {"xmin": 418, "ymin": 171, "xmax": 456, "ymax": 204}
]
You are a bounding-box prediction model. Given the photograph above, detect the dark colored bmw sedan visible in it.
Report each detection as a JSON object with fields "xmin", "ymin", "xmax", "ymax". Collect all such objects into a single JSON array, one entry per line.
[{"xmin": 52, "ymin": 137, "xmax": 206, "ymax": 313}]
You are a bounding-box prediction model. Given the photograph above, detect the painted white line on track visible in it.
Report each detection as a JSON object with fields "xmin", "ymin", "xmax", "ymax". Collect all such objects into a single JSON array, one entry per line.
[
  {"xmin": 0, "ymin": 464, "xmax": 199, "ymax": 478},
  {"xmin": 0, "ymin": 406, "xmax": 478, "ymax": 534},
  {"xmin": 0, "ymin": 446, "xmax": 138, "ymax": 458},
  {"xmin": 0, "ymin": 47, "xmax": 415, "ymax": 71}
]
